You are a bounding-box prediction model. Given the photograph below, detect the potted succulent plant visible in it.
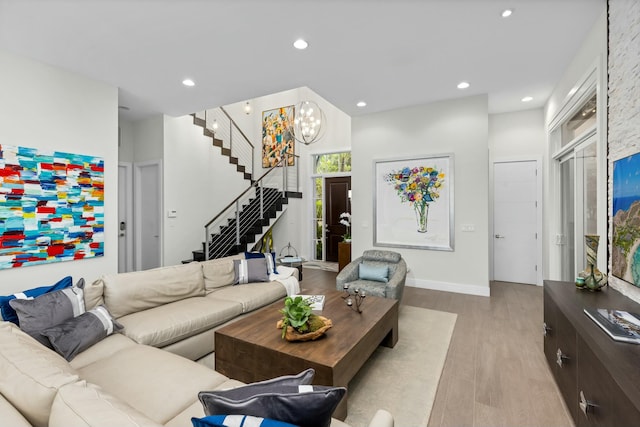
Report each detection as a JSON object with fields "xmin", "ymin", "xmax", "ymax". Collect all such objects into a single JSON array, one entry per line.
[{"xmin": 277, "ymin": 296, "xmax": 332, "ymax": 341}]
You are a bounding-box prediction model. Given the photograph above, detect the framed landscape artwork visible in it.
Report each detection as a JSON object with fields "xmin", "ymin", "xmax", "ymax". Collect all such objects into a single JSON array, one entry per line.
[
  {"xmin": 612, "ymin": 151, "xmax": 640, "ymax": 287},
  {"xmin": 0, "ymin": 144, "xmax": 105, "ymax": 269},
  {"xmin": 262, "ymin": 105, "xmax": 295, "ymax": 168},
  {"xmin": 374, "ymin": 154, "xmax": 454, "ymax": 251}
]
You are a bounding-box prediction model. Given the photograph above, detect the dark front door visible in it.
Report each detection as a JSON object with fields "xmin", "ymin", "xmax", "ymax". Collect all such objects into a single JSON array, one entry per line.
[{"xmin": 325, "ymin": 176, "xmax": 351, "ymax": 262}]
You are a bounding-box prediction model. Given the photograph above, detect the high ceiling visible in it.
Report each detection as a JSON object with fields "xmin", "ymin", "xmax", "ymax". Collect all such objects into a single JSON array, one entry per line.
[{"xmin": 0, "ymin": 0, "xmax": 605, "ymax": 121}]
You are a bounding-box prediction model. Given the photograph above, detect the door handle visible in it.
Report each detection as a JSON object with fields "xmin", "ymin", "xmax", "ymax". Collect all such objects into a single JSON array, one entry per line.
[{"xmin": 495, "ymin": 234, "xmax": 505, "ymax": 239}]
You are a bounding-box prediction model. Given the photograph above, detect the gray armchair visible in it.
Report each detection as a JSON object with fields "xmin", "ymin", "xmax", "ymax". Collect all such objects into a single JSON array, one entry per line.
[{"xmin": 336, "ymin": 249, "xmax": 407, "ymax": 301}]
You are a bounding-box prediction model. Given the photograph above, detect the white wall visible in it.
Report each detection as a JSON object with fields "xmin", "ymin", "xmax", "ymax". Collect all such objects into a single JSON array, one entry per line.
[
  {"xmin": 543, "ymin": 11, "xmax": 607, "ymax": 281},
  {"xmin": 489, "ymin": 109, "xmax": 545, "ymax": 159},
  {"xmin": 0, "ymin": 49, "xmax": 118, "ymax": 293},
  {"xmin": 352, "ymin": 95, "xmax": 490, "ymax": 296},
  {"xmin": 118, "ymin": 119, "xmax": 135, "ymax": 163},
  {"xmin": 162, "ymin": 115, "xmax": 248, "ymax": 265}
]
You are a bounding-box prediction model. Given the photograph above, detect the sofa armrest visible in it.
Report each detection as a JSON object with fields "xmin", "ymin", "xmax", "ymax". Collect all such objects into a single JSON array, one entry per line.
[{"xmin": 335, "ymin": 257, "xmax": 363, "ymax": 290}]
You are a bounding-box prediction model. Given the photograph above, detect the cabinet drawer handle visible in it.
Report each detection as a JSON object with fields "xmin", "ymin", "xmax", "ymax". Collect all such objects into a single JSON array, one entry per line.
[
  {"xmin": 579, "ymin": 390, "xmax": 598, "ymax": 417},
  {"xmin": 556, "ymin": 348, "xmax": 569, "ymax": 367},
  {"xmin": 543, "ymin": 322, "xmax": 551, "ymax": 337}
]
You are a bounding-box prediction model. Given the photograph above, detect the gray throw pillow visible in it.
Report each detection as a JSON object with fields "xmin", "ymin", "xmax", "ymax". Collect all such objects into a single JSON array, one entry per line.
[
  {"xmin": 198, "ymin": 369, "xmax": 344, "ymax": 427},
  {"xmin": 9, "ymin": 278, "xmax": 86, "ymax": 347},
  {"xmin": 41, "ymin": 305, "xmax": 123, "ymax": 361},
  {"xmin": 233, "ymin": 258, "xmax": 269, "ymax": 284}
]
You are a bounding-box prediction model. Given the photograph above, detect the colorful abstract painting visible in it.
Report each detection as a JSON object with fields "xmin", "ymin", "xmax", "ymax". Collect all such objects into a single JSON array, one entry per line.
[
  {"xmin": 0, "ymin": 144, "xmax": 104, "ymax": 269},
  {"xmin": 262, "ymin": 105, "xmax": 295, "ymax": 168},
  {"xmin": 612, "ymin": 151, "xmax": 640, "ymax": 287}
]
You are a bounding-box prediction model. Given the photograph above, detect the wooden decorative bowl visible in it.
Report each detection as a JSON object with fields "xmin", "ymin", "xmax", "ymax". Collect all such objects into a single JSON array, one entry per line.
[{"xmin": 276, "ymin": 316, "xmax": 333, "ymax": 341}]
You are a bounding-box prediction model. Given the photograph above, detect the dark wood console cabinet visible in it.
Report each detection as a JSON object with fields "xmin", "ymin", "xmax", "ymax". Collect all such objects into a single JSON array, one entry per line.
[{"xmin": 543, "ymin": 280, "xmax": 640, "ymax": 426}]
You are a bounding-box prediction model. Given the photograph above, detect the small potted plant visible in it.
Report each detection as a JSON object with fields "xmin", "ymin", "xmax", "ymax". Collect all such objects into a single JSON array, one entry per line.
[
  {"xmin": 277, "ymin": 296, "xmax": 332, "ymax": 341},
  {"xmin": 340, "ymin": 212, "xmax": 351, "ymax": 242}
]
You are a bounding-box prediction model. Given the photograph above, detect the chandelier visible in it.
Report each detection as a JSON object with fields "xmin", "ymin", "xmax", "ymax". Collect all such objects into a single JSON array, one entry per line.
[{"xmin": 293, "ymin": 100, "xmax": 325, "ymax": 145}]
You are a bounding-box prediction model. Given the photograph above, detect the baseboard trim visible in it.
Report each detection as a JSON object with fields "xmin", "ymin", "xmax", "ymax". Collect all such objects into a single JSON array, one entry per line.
[{"xmin": 407, "ymin": 277, "xmax": 491, "ymax": 297}]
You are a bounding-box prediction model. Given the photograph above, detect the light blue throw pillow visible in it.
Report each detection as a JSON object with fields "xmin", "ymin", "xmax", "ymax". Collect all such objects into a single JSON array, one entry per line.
[{"xmin": 359, "ymin": 263, "xmax": 389, "ymax": 283}]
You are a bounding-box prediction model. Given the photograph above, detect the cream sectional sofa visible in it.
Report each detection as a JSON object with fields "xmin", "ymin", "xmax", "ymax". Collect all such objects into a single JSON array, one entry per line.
[
  {"xmin": 84, "ymin": 254, "xmax": 294, "ymax": 361},
  {"xmin": 0, "ymin": 255, "xmax": 394, "ymax": 427}
]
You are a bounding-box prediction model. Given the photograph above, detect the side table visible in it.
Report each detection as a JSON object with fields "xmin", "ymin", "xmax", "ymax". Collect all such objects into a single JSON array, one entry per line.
[{"xmin": 338, "ymin": 242, "xmax": 351, "ymax": 272}]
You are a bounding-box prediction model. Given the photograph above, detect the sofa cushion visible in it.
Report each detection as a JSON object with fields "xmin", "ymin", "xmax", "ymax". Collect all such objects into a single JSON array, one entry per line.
[
  {"xmin": 41, "ymin": 305, "xmax": 123, "ymax": 361},
  {"xmin": 0, "ymin": 275, "xmax": 73, "ymax": 325},
  {"xmin": 77, "ymin": 345, "xmax": 232, "ymax": 425},
  {"xmin": 0, "ymin": 322, "xmax": 80, "ymax": 427},
  {"xmin": 69, "ymin": 333, "xmax": 138, "ymax": 370},
  {"xmin": 83, "ymin": 278, "xmax": 104, "ymax": 311},
  {"xmin": 233, "ymin": 258, "xmax": 269, "ymax": 284},
  {"xmin": 117, "ymin": 297, "xmax": 243, "ymax": 348},
  {"xmin": 102, "ymin": 262, "xmax": 205, "ymax": 318},
  {"xmin": 0, "ymin": 393, "xmax": 32, "ymax": 427},
  {"xmin": 201, "ymin": 254, "xmax": 243, "ymax": 291},
  {"xmin": 49, "ymin": 381, "xmax": 163, "ymax": 427},
  {"xmin": 9, "ymin": 278, "xmax": 85, "ymax": 347},
  {"xmin": 207, "ymin": 281, "xmax": 287, "ymax": 313}
]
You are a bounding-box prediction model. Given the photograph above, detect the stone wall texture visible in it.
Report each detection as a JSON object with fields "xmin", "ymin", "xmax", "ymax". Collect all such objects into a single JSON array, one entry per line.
[{"xmin": 608, "ymin": 0, "xmax": 640, "ymax": 301}]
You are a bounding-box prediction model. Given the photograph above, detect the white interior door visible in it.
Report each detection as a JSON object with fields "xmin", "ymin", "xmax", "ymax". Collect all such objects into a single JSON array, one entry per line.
[
  {"xmin": 118, "ymin": 162, "xmax": 133, "ymax": 273},
  {"xmin": 134, "ymin": 160, "xmax": 162, "ymax": 271},
  {"xmin": 493, "ymin": 160, "xmax": 539, "ymax": 285}
]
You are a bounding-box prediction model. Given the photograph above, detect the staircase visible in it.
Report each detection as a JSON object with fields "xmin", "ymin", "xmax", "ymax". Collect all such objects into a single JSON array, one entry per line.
[
  {"xmin": 191, "ymin": 108, "xmax": 254, "ymax": 182},
  {"xmin": 186, "ymin": 107, "xmax": 302, "ymax": 262},
  {"xmin": 191, "ymin": 185, "xmax": 289, "ymax": 261}
]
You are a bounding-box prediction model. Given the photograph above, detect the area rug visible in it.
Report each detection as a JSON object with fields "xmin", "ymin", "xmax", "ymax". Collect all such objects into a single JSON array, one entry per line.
[{"xmin": 344, "ymin": 305, "xmax": 457, "ymax": 427}]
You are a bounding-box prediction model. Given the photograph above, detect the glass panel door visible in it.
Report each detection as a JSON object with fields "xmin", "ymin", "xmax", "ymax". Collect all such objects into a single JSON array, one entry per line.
[{"xmin": 575, "ymin": 139, "xmax": 598, "ymax": 273}]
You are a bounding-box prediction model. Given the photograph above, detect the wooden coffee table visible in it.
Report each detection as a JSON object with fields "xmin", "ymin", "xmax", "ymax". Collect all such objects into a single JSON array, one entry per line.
[{"xmin": 214, "ymin": 288, "xmax": 399, "ymax": 420}]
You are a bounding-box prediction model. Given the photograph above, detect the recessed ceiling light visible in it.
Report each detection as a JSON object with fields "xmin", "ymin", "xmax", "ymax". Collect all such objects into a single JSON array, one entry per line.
[
  {"xmin": 356, "ymin": 101, "xmax": 367, "ymax": 108},
  {"xmin": 501, "ymin": 9, "xmax": 513, "ymax": 18},
  {"xmin": 522, "ymin": 96, "xmax": 533, "ymax": 102},
  {"xmin": 182, "ymin": 79, "xmax": 195, "ymax": 87},
  {"xmin": 293, "ymin": 39, "xmax": 308, "ymax": 50},
  {"xmin": 457, "ymin": 81, "xmax": 470, "ymax": 89}
]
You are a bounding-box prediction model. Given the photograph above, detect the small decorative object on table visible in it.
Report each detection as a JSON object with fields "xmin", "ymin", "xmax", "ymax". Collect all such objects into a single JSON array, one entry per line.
[
  {"xmin": 576, "ymin": 235, "xmax": 608, "ymax": 291},
  {"xmin": 277, "ymin": 296, "xmax": 332, "ymax": 341},
  {"xmin": 341, "ymin": 284, "xmax": 366, "ymax": 313}
]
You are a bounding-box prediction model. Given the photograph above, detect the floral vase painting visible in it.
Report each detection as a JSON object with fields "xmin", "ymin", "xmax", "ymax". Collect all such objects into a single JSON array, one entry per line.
[
  {"xmin": 374, "ymin": 154, "xmax": 454, "ymax": 251},
  {"xmin": 385, "ymin": 166, "xmax": 445, "ymax": 233}
]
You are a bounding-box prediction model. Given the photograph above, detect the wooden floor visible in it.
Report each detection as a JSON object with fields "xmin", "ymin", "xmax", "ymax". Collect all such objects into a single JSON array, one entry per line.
[{"xmin": 302, "ymin": 267, "xmax": 574, "ymax": 427}]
